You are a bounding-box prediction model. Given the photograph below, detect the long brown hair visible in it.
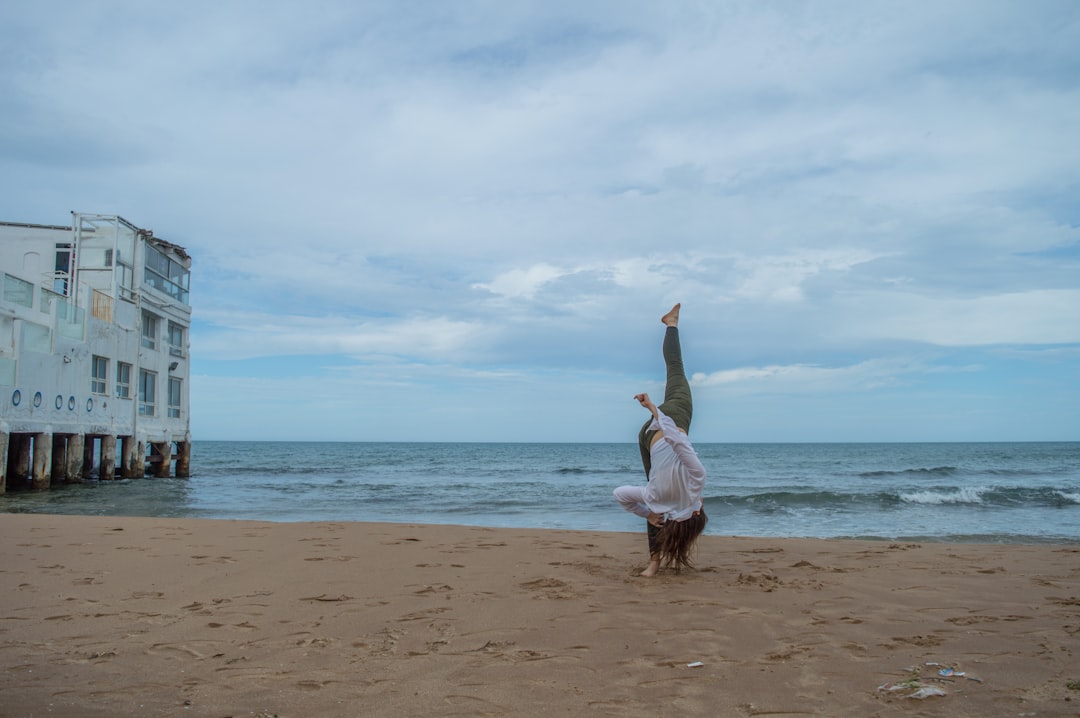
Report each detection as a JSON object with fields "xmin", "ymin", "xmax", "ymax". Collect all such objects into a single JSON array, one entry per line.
[{"xmin": 655, "ymin": 509, "xmax": 708, "ymax": 573}]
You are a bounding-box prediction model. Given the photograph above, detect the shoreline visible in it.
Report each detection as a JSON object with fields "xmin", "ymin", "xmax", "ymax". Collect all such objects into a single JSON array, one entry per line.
[
  {"xmin": 4, "ymin": 503, "xmax": 1078, "ymax": 546},
  {"xmin": 3, "ymin": 514, "xmax": 1078, "ymax": 717}
]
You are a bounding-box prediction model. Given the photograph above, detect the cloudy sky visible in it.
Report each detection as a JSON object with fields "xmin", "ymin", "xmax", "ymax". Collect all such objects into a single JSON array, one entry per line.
[{"xmin": 2, "ymin": 1, "xmax": 1078, "ymax": 442}]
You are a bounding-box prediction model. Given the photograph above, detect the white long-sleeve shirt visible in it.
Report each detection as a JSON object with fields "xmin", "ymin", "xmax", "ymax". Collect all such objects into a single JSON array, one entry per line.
[{"xmin": 614, "ymin": 409, "xmax": 707, "ymax": 522}]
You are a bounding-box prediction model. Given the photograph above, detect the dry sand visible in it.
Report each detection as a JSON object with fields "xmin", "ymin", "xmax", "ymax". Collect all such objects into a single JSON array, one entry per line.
[{"xmin": 1, "ymin": 513, "xmax": 1078, "ymax": 717}]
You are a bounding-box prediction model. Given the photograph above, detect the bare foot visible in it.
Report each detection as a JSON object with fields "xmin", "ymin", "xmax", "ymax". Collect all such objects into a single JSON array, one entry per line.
[
  {"xmin": 661, "ymin": 303, "xmax": 680, "ymax": 327},
  {"xmin": 640, "ymin": 559, "xmax": 660, "ymax": 577}
]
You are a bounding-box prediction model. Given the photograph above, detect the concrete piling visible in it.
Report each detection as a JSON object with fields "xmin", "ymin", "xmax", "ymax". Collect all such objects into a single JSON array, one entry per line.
[
  {"xmin": 66, "ymin": 434, "xmax": 84, "ymax": 483},
  {"xmin": 1, "ymin": 430, "xmax": 187, "ymax": 490}
]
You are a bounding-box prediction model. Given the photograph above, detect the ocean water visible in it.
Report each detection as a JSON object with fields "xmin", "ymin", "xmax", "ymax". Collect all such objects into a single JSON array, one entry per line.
[{"xmin": 3, "ymin": 441, "xmax": 1078, "ymax": 544}]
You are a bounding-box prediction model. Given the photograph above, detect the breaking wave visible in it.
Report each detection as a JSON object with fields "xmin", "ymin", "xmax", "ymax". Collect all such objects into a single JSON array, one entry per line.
[{"xmin": 706, "ymin": 486, "xmax": 1080, "ymax": 511}]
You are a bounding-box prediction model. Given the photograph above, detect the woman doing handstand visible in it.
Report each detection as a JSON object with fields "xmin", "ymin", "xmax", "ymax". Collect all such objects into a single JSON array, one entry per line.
[{"xmin": 614, "ymin": 303, "xmax": 708, "ymax": 576}]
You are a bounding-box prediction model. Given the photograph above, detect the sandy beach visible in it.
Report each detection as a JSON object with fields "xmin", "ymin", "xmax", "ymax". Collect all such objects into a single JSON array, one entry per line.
[{"xmin": 1, "ymin": 514, "xmax": 1077, "ymax": 717}]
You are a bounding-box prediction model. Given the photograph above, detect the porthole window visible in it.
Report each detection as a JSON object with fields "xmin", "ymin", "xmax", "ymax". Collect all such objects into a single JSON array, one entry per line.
[
  {"xmin": 33, "ymin": 392, "xmax": 42, "ymax": 408},
  {"xmin": 68, "ymin": 396, "xmax": 76, "ymax": 411},
  {"xmin": 11, "ymin": 389, "xmax": 21, "ymax": 406},
  {"xmin": 55, "ymin": 394, "xmax": 63, "ymax": 410},
  {"xmin": 86, "ymin": 397, "xmax": 93, "ymax": 412}
]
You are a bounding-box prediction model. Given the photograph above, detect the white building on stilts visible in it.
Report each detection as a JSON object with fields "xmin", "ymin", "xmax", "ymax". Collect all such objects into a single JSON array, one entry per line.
[{"xmin": 0, "ymin": 212, "xmax": 192, "ymax": 493}]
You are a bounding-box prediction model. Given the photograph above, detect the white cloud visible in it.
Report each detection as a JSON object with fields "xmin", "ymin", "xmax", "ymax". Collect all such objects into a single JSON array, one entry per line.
[
  {"xmin": 195, "ymin": 310, "xmax": 486, "ymax": 362},
  {"xmin": 475, "ymin": 263, "xmax": 566, "ymax": 299},
  {"xmin": 729, "ymin": 249, "xmax": 882, "ymax": 302},
  {"xmin": 842, "ymin": 289, "xmax": 1080, "ymax": 346},
  {"xmin": 692, "ymin": 356, "xmax": 961, "ymax": 394}
]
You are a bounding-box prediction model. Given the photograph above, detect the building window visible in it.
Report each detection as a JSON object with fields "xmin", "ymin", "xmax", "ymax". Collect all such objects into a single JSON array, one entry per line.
[
  {"xmin": 168, "ymin": 377, "xmax": 182, "ymax": 418},
  {"xmin": 139, "ymin": 369, "xmax": 156, "ymax": 416},
  {"xmin": 141, "ymin": 311, "xmax": 158, "ymax": 350},
  {"xmin": 91, "ymin": 355, "xmax": 108, "ymax": 395},
  {"xmin": 168, "ymin": 321, "xmax": 185, "ymax": 357},
  {"xmin": 116, "ymin": 362, "xmax": 132, "ymax": 399},
  {"xmin": 144, "ymin": 244, "xmax": 190, "ymax": 305},
  {"xmin": 54, "ymin": 244, "xmax": 71, "ymax": 295}
]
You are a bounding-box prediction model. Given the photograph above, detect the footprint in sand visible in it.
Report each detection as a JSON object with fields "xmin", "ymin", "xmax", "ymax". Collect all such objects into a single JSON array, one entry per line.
[
  {"xmin": 397, "ymin": 607, "xmax": 450, "ymax": 622},
  {"xmin": 127, "ymin": 591, "xmax": 165, "ymax": 600},
  {"xmin": 520, "ymin": 577, "xmax": 578, "ymax": 599},
  {"xmin": 736, "ymin": 571, "xmax": 781, "ymax": 592},
  {"xmin": 884, "ymin": 634, "xmax": 944, "ymax": 648}
]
